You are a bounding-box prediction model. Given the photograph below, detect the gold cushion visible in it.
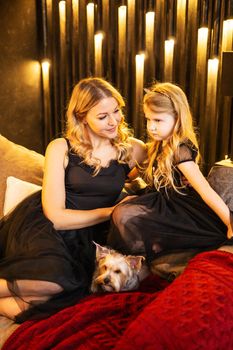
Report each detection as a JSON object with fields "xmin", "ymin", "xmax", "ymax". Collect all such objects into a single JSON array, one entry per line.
[{"xmin": 0, "ymin": 135, "xmax": 44, "ymax": 218}]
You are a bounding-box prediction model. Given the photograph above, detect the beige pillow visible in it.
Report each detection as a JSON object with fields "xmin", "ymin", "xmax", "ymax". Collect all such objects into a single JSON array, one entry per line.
[
  {"xmin": 0, "ymin": 135, "xmax": 44, "ymax": 218},
  {"xmin": 3, "ymin": 176, "xmax": 42, "ymax": 216}
]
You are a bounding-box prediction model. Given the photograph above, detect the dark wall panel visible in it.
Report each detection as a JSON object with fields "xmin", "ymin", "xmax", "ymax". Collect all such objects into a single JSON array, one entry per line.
[{"xmin": 0, "ymin": 0, "xmax": 43, "ymax": 153}]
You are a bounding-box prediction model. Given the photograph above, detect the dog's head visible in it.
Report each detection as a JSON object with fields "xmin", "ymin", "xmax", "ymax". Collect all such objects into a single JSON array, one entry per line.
[{"xmin": 91, "ymin": 242, "xmax": 145, "ymax": 293}]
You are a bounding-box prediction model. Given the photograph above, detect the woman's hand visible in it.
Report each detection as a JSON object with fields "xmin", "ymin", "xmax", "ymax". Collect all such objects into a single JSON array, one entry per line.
[{"xmin": 227, "ymin": 224, "xmax": 233, "ymax": 239}]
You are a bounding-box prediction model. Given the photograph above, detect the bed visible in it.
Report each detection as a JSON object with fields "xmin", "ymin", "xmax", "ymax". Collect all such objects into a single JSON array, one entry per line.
[{"xmin": 0, "ymin": 134, "xmax": 233, "ymax": 350}]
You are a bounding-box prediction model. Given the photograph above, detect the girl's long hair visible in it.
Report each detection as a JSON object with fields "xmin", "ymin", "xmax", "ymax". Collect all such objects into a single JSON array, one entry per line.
[
  {"xmin": 64, "ymin": 77, "xmax": 132, "ymax": 174},
  {"xmin": 143, "ymin": 82, "xmax": 200, "ymax": 192}
]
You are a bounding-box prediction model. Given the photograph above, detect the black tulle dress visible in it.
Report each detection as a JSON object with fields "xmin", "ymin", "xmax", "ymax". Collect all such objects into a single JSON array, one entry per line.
[
  {"xmin": 108, "ymin": 141, "xmax": 233, "ymax": 280},
  {"xmin": 0, "ymin": 139, "xmax": 130, "ymax": 322}
]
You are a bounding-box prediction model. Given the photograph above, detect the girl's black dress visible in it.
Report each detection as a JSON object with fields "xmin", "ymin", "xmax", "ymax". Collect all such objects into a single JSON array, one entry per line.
[
  {"xmin": 0, "ymin": 139, "xmax": 130, "ymax": 322},
  {"xmin": 108, "ymin": 141, "xmax": 233, "ymax": 280}
]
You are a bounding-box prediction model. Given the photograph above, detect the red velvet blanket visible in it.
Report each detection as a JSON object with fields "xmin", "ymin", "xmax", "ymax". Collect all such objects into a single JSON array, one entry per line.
[{"xmin": 3, "ymin": 251, "xmax": 233, "ymax": 350}]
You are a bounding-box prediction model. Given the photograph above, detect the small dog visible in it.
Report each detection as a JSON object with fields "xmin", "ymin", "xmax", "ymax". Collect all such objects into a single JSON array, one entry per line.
[{"xmin": 91, "ymin": 242, "xmax": 149, "ymax": 293}]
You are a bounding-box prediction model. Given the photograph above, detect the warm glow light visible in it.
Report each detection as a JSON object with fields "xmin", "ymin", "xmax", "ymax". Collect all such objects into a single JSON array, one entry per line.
[
  {"xmin": 41, "ymin": 60, "xmax": 50, "ymax": 96},
  {"xmin": 196, "ymin": 27, "xmax": 208, "ymax": 138},
  {"xmin": 177, "ymin": 0, "xmax": 186, "ymax": 35},
  {"xmin": 59, "ymin": 1, "xmax": 66, "ymax": 53},
  {"xmin": 87, "ymin": 3, "xmax": 95, "ymax": 70},
  {"xmin": 136, "ymin": 53, "xmax": 145, "ymax": 69},
  {"xmin": 197, "ymin": 27, "xmax": 208, "ymax": 73},
  {"xmin": 72, "ymin": 0, "xmax": 79, "ymax": 29},
  {"xmin": 146, "ymin": 12, "xmax": 155, "ymax": 55},
  {"xmin": 59, "ymin": 1, "xmax": 66, "ymax": 20},
  {"xmin": 94, "ymin": 33, "xmax": 103, "ymax": 77},
  {"xmin": 102, "ymin": 0, "xmax": 109, "ymax": 34},
  {"xmin": 164, "ymin": 39, "xmax": 174, "ymax": 82},
  {"xmin": 176, "ymin": 0, "xmax": 186, "ymax": 84},
  {"xmin": 127, "ymin": 0, "xmax": 135, "ymax": 48},
  {"xmin": 208, "ymin": 58, "xmax": 219, "ymax": 75},
  {"xmin": 41, "ymin": 60, "xmax": 50, "ymax": 75},
  {"xmin": 205, "ymin": 58, "xmax": 219, "ymax": 164},
  {"xmin": 222, "ymin": 19, "xmax": 233, "ymax": 51},
  {"xmin": 41, "ymin": 59, "xmax": 51, "ymax": 143},
  {"xmin": 188, "ymin": 0, "xmax": 197, "ymax": 12},
  {"xmin": 177, "ymin": 0, "xmax": 186, "ymax": 13},
  {"xmin": 118, "ymin": 6, "xmax": 127, "ymax": 68},
  {"xmin": 135, "ymin": 54, "xmax": 145, "ymax": 136}
]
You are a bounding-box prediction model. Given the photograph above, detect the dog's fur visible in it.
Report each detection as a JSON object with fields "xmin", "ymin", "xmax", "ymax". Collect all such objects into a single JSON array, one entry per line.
[{"xmin": 91, "ymin": 242, "xmax": 149, "ymax": 293}]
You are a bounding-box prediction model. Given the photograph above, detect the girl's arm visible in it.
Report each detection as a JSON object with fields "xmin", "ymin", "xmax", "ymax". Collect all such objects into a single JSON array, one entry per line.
[
  {"xmin": 42, "ymin": 138, "xmax": 115, "ymax": 230},
  {"xmin": 127, "ymin": 137, "xmax": 147, "ymax": 180},
  {"xmin": 178, "ymin": 161, "xmax": 233, "ymax": 239}
]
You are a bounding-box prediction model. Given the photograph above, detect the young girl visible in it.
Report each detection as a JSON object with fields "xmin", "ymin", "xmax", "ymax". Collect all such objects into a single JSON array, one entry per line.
[
  {"xmin": 108, "ymin": 82, "xmax": 233, "ymax": 279},
  {"xmin": 0, "ymin": 77, "xmax": 146, "ymax": 322}
]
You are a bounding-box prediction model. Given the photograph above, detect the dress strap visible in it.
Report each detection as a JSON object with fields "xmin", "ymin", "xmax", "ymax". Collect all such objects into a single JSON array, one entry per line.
[{"xmin": 65, "ymin": 138, "xmax": 71, "ymax": 150}]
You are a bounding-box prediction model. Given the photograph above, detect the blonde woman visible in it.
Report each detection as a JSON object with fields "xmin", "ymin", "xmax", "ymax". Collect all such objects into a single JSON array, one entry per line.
[
  {"xmin": 108, "ymin": 82, "xmax": 233, "ymax": 279},
  {"xmin": 0, "ymin": 78, "xmax": 146, "ymax": 322}
]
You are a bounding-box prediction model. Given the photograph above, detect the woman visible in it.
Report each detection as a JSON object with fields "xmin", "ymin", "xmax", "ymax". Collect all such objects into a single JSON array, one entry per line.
[{"xmin": 0, "ymin": 77, "xmax": 146, "ymax": 322}]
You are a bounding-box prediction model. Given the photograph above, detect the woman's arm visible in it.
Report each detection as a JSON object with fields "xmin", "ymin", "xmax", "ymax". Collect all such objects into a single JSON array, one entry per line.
[
  {"xmin": 42, "ymin": 138, "xmax": 115, "ymax": 230},
  {"xmin": 178, "ymin": 161, "xmax": 233, "ymax": 239}
]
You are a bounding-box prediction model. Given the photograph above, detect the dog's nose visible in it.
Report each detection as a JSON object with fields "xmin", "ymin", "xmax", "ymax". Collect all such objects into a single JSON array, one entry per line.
[{"xmin": 104, "ymin": 277, "xmax": 110, "ymax": 284}]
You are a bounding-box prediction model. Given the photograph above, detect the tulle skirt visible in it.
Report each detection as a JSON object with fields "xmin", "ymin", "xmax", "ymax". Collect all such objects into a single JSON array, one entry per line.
[
  {"xmin": 108, "ymin": 188, "xmax": 233, "ymax": 280},
  {"xmin": 0, "ymin": 191, "xmax": 109, "ymax": 322}
]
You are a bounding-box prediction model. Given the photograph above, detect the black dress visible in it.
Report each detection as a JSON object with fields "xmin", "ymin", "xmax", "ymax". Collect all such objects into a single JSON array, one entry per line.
[
  {"xmin": 0, "ymin": 139, "xmax": 130, "ymax": 322},
  {"xmin": 108, "ymin": 141, "xmax": 233, "ymax": 280}
]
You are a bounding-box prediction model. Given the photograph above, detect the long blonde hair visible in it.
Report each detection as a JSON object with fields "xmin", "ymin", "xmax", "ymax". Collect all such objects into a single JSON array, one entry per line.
[
  {"xmin": 143, "ymin": 82, "xmax": 200, "ymax": 192},
  {"xmin": 64, "ymin": 77, "xmax": 132, "ymax": 174}
]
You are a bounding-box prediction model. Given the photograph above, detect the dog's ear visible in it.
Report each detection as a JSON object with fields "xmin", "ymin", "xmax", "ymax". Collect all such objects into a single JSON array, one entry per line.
[
  {"xmin": 93, "ymin": 241, "xmax": 111, "ymax": 261},
  {"xmin": 126, "ymin": 255, "xmax": 145, "ymax": 271}
]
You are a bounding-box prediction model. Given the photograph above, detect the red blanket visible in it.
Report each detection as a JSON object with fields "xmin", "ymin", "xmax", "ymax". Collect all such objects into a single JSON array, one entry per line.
[{"xmin": 3, "ymin": 251, "xmax": 233, "ymax": 350}]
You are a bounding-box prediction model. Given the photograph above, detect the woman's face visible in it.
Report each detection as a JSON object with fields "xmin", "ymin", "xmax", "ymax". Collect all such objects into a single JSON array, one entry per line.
[
  {"xmin": 84, "ymin": 97, "xmax": 122, "ymax": 139},
  {"xmin": 144, "ymin": 104, "xmax": 176, "ymax": 141}
]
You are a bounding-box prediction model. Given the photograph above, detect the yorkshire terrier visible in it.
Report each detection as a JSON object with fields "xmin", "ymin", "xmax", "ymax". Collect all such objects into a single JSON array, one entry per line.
[{"xmin": 91, "ymin": 242, "xmax": 149, "ymax": 293}]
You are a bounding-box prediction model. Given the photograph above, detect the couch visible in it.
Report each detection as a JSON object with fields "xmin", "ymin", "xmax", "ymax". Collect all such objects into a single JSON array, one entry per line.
[{"xmin": 0, "ymin": 134, "xmax": 233, "ymax": 350}]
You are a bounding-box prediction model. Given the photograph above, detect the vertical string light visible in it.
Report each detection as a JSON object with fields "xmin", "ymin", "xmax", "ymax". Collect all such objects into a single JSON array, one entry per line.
[
  {"xmin": 59, "ymin": 1, "xmax": 66, "ymax": 58},
  {"xmin": 41, "ymin": 60, "xmax": 51, "ymax": 145},
  {"xmin": 102, "ymin": 0, "xmax": 109, "ymax": 34},
  {"xmin": 94, "ymin": 33, "xmax": 103, "ymax": 77},
  {"xmin": 59, "ymin": 0, "xmax": 66, "ymax": 128},
  {"xmin": 197, "ymin": 28, "xmax": 208, "ymax": 75},
  {"xmin": 186, "ymin": 0, "xmax": 198, "ymax": 105},
  {"xmin": 102, "ymin": 0, "xmax": 109, "ymax": 76},
  {"xmin": 176, "ymin": 0, "xmax": 186, "ymax": 86},
  {"xmin": 118, "ymin": 5, "xmax": 127, "ymax": 89},
  {"xmin": 164, "ymin": 39, "xmax": 174, "ymax": 82},
  {"xmin": 220, "ymin": 19, "xmax": 233, "ymax": 159},
  {"xmin": 196, "ymin": 27, "xmax": 208, "ymax": 145},
  {"xmin": 72, "ymin": 0, "xmax": 79, "ymax": 82},
  {"xmin": 135, "ymin": 53, "xmax": 145, "ymax": 137},
  {"xmin": 145, "ymin": 11, "xmax": 155, "ymax": 81},
  {"xmin": 205, "ymin": 58, "xmax": 219, "ymax": 166},
  {"xmin": 86, "ymin": 2, "xmax": 95, "ymax": 75},
  {"xmin": 222, "ymin": 19, "xmax": 233, "ymax": 51},
  {"xmin": 127, "ymin": 0, "xmax": 135, "ymax": 50}
]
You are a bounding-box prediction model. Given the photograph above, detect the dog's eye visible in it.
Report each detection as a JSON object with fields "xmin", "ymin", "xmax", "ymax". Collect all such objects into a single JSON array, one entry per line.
[
  {"xmin": 114, "ymin": 269, "xmax": 121, "ymax": 274},
  {"xmin": 103, "ymin": 265, "xmax": 107, "ymax": 271}
]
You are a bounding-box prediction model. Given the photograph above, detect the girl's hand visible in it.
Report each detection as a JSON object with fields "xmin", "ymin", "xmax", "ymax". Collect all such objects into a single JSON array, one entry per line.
[{"xmin": 117, "ymin": 195, "xmax": 138, "ymax": 204}]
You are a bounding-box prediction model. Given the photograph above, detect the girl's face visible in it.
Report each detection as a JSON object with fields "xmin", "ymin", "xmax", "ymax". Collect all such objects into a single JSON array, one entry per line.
[
  {"xmin": 84, "ymin": 97, "xmax": 122, "ymax": 140},
  {"xmin": 144, "ymin": 104, "xmax": 176, "ymax": 141}
]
